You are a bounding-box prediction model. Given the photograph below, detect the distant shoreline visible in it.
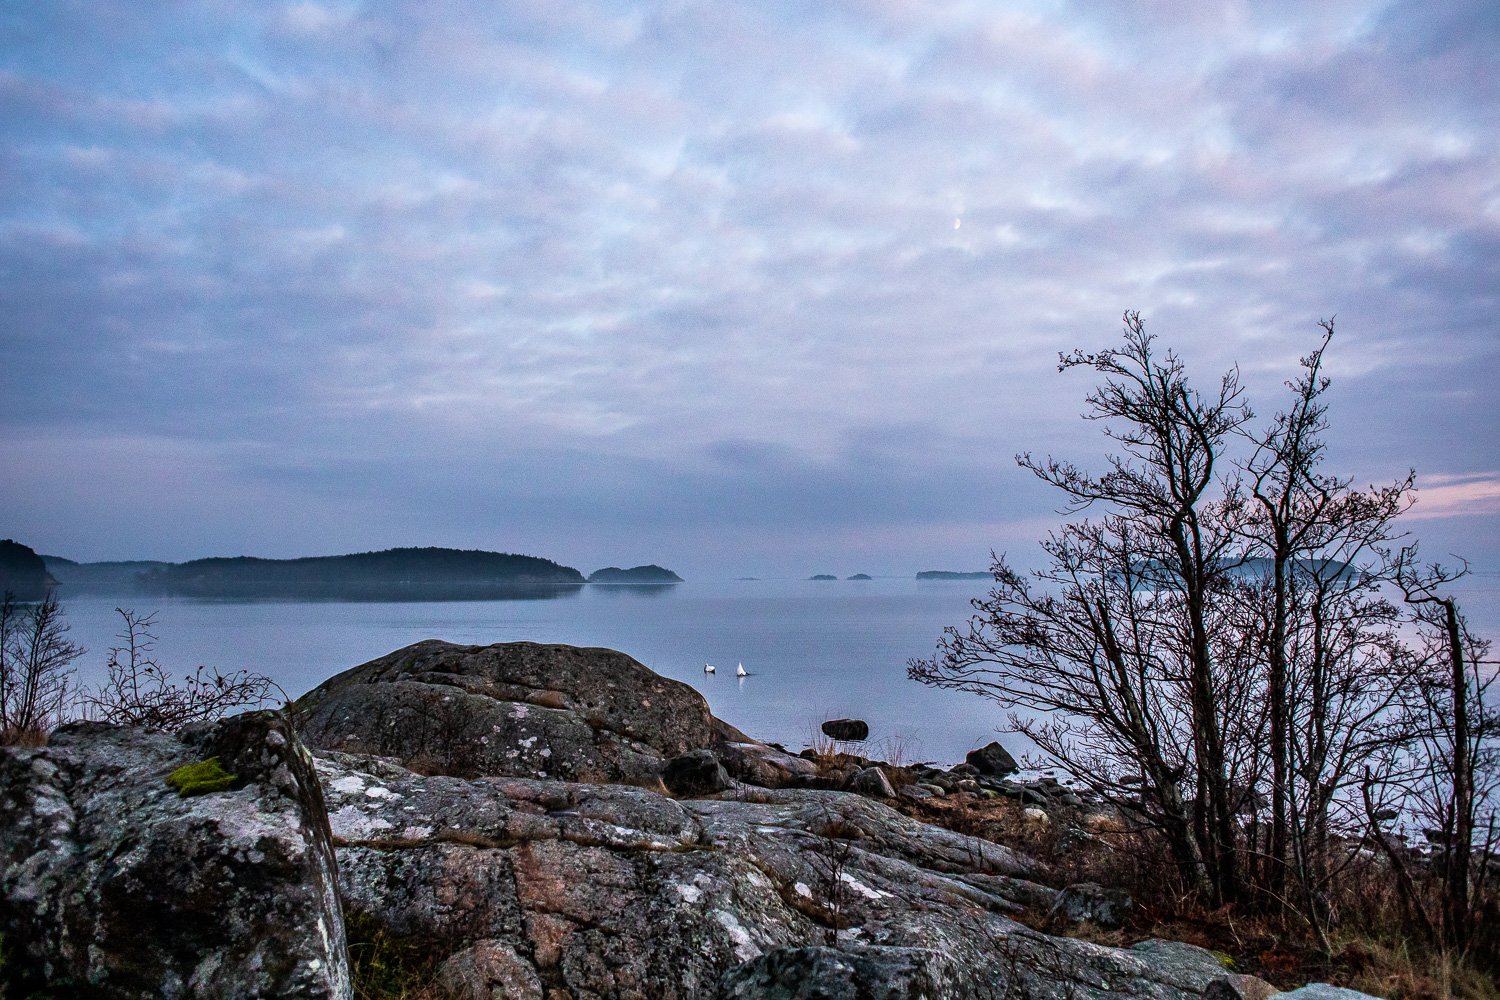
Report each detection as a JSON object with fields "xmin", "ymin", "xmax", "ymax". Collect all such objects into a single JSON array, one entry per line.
[
  {"xmin": 916, "ymin": 570, "xmax": 990, "ymax": 580},
  {"xmin": 40, "ymin": 547, "xmax": 682, "ymax": 599}
]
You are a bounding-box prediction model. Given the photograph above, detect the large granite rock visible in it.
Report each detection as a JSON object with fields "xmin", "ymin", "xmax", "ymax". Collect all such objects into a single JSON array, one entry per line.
[
  {"xmin": 316, "ymin": 749, "xmax": 1241, "ymax": 1000},
  {"xmin": 0, "ymin": 713, "xmax": 348, "ymax": 999},
  {"xmin": 295, "ymin": 640, "xmax": 717, "ymax": 785}
]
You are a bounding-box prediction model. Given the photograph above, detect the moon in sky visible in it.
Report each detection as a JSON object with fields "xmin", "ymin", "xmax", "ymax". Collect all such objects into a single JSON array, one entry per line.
[{"xmin": 954, "ymin": 218, "xmax": 961, "ymax": 229}]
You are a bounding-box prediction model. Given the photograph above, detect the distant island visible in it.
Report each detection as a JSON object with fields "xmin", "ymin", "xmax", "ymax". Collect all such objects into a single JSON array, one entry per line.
[
  {"xmin": 808, "ymin": 574, "xmax": 837, "ymax": 581},
  {"xmin": 587, "ymin": 565, "xmax": 683, "ymax": 584},
  {"xmin": 2, "ymin": 540, "xmax": 56, "ymax": 601},
  {"xmin": 41, "ymin": 555, "xmax": 172, "ymax": 594},
  {"xmin": 916, "ymin": 570, "xmax": 991, "ymax": 580},
  {"xmin": 44, "ymin": 547, "xmax": 588, "ymax": 601},
  {"xmin": 846, "ymin": 573, "xmax": 872, "ymax": 580},
  {"xmin": 35, "ymin": 547, "xmax": 696, "ymax": 600}
]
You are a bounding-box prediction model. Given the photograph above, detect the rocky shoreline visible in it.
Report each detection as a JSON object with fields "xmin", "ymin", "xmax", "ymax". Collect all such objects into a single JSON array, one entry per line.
[{"xmin": 0, "ymin": 640, "xmax": 1379, "ymax": 1000}]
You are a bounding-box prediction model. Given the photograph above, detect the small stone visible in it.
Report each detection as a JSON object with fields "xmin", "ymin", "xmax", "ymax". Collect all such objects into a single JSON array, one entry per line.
[
  {"xmin": 850, "ymin": 767, "xmax": 896, "ymax": 798},
  {"xmin": 662, "ymin": 750, "xmax": 732, "ymax": 797},
  {"xmin": 821, "ymin": 719, "xmax": 869, "ymax": 741},
  {"xmin": 1051, "ymin": 882, "xmax": 1133, "ymax": 928},
  {"xmin": 1205, "ymin": 974, "xmax": 1282, "ymax": 1000},
  {"xmin": 1279, "ymin": 986, "xmax": 1381, "ymax": 1000},
  {"xmin": 438, "ymin": 939, "xmax": 544, "ymax": 1000},
  {"xmin": 965, "ymin": 742, "xmax": 1019, "ymax": 776}
]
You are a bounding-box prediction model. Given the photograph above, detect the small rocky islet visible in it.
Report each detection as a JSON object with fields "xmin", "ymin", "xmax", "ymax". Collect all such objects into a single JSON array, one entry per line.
[{"xmin": 0, "ymin": 640, "xmax": 1375, "ymax": 1000}]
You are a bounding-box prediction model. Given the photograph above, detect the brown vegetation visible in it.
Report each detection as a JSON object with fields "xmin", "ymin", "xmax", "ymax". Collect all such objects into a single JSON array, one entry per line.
[{"xmin": 896, "ymin": 791, "xmax": 1497, "ymax": 999}]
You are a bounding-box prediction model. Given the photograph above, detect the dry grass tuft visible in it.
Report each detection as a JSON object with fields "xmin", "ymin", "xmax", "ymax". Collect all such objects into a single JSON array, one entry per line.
[{"xmin": 0, "ymin": 726, "xmax": 49, "ymax": 747}]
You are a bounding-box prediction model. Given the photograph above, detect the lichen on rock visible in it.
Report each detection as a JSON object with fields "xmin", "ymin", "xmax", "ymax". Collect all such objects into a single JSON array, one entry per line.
[{"xmin": 166, "ymin": 755, "xmax": 241, "ymax": 796}]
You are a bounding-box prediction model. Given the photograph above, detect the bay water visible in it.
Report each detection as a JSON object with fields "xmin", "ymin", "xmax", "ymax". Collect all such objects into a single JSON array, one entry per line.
[
  {"xmin": 52, "ymin": 572, "xmax": 1499, "ymax": 768},
  {"xmin": 54, "ymin": 577, "xmax": 1010, "ymax": 766}
]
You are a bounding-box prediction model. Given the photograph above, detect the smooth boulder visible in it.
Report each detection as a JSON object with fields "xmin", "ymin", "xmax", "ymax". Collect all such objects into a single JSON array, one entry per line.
[
  {"xmin": 663, "ymin": 749, "xmax": 734, "ymax": 797},
  {"xmin": 0, "ymin": 713, "xmax": 348, "ymax": 999},
  {"xmin": 820, "ymin": 719, "xmax": 869, "ymax": 742},
  {"xmin": 966, "ymin": 742, "xmax": 1020, "ymax": 777},
  {"xmin": 295, "ymin": 640, "xmax": 716, "ymax": 785},
  {"xmin": 719, "ymin": 741, "xmax": 820, "ymax": 788}
]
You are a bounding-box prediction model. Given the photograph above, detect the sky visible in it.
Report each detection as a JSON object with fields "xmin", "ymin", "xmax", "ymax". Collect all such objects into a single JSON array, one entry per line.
[{"xmin": 1, "ymin": 0, "xmax": 1497, "ymax": 580}]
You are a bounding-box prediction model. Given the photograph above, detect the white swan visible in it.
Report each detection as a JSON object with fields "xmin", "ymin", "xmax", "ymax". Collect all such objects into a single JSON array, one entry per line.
[
  {"xmin": 704, "ymin": 663, "xmax": 716, "ymax": 674},
  {"xmin": 735, "ymin": 662, "xmax": 748, "ymax": 677}
]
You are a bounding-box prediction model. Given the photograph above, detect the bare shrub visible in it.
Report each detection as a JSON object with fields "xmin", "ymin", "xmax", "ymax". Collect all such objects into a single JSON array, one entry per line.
[
  {"xmin": 0, "ymin": 590, "xmax": 84, "ymax": 743},
  {"xmin": 83, "ymin": 608, "xmax": 283, "ymax": 730},
  {"xmin": 806, "ymin": 801, "xmax": 861, "ymax": 945},
  {"xmin": 802, "ymin": 716, "xmax": 838, "ymax": 761},
  {"xmin": 873, "ymin": 730, "xmax": 921, "ymax": 769}
]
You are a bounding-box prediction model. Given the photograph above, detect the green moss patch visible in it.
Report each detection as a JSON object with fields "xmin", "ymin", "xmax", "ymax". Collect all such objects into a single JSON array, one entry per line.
[{"xmin": 166, "ymin": 757, "xmax": 241, "ymax": 797}]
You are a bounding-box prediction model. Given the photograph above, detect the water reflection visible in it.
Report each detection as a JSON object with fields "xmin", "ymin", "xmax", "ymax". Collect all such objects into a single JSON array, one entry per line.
[{"xmin": 588, "ymin": 584, "xmax": 678, "ymax": 598}]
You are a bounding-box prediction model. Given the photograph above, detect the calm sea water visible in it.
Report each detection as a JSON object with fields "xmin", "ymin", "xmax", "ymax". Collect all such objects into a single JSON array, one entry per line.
[
  {"xmin": 54, "ymin": 578, "xmax": 1011, "ymax": 766},
  {"xmin": 52, "ymin": 572, "xmax": 1500, "ymax": 768}
]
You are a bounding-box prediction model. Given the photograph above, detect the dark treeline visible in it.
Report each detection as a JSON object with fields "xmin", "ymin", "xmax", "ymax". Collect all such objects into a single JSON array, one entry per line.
[
  {"xmin": 144, "ymin": 547, "xmax": 586, "ymax": 599},
  {"xmin": 0, "ymin": 541, "xmax": 54, "ymax": 602},
  {"xmin": 41, "ymin": 547, "xmax": 588, "ymax": 601}
]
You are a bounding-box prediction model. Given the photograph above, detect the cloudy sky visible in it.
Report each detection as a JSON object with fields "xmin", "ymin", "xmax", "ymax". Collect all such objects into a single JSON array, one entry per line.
[{"xmin": 2, "ymin": 1, "xmax": 1497, "ymax": 578}]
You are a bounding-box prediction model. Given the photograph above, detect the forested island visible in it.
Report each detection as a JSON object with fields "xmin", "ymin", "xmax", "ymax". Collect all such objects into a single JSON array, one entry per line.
[
  {"xmin": 916, "ymin": 570, "xmax": 990, "ymax": 580},
  {"xmin": 138, "ymin": 548, "xmax": 586, "ymax": 600},
  {"xmin": 34, "ymin": 547, "xmax": 687, "ymax": 600},
  {"xmin": 0, "ymin": 540, "xmax": 56, "ymax": 601},
  {"xmin": 586, "ymin": 565, "xmax": 683, "ymax": 583}
]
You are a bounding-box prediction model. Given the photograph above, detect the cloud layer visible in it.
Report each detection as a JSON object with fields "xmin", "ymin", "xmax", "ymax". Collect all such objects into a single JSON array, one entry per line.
[{"xmin": 2, "ymin": 0, "xmax": 1497, "ymax": 573}]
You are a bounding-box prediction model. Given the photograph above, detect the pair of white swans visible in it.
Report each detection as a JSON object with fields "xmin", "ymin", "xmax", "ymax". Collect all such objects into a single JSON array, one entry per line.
[{"xmin": 703, "ymin": 662, "xmax": 749, "ymax": 677}]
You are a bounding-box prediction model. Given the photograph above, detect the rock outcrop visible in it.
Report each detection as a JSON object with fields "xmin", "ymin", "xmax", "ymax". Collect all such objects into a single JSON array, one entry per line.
[
  {"xmin": 0, "ymin": 713, "xmax": 348, "ymax": 999},
  {"xmin": 296, "ymin": 640, "xmax": 718, "ymax": 785},
  {"xmin": 2, "ymin": 642, "xmax": 1396, "ymax": 1000},
  {"xmin": 317, "ymin": 748, "xmax": 1241, "ymax": 1000}
]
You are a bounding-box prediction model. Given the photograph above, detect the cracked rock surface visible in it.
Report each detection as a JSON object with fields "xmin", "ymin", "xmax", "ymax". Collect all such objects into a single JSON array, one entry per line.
[
  {"xmin": 1, "ymin": 640, "xmax": 1330, "ymax": 1000},
  {"xmin": 317, "ymin": 750, "xmax": 1235, "ymax": 1000},
  {"xmin": 0, "ymin": 714, "xmax": 348, "ymax": 999}
]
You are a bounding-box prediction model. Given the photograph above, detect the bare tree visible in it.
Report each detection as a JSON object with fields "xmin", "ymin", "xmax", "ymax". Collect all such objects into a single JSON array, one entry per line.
[
  {"xmin": 83, "ymin": 608, "xmax": 283, "ymax": 730},
  {"xmin": 1233, "ymin": 322, "xmax": 1417, "ymax": 930},
  {"xmin": 911, "ymin": 312, "xmax": 1450, "ymax": 925},
  {"xmin": 911, "ymin": 312, "xmax": 1257, "ymax": 905},
  {"xmin": 0, "ymin": 590, "xmax": 84, "ymax": 743},
  {"xmin": 1390, "ymin": 550, "xmax": 1499, "ymax": 952}
]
